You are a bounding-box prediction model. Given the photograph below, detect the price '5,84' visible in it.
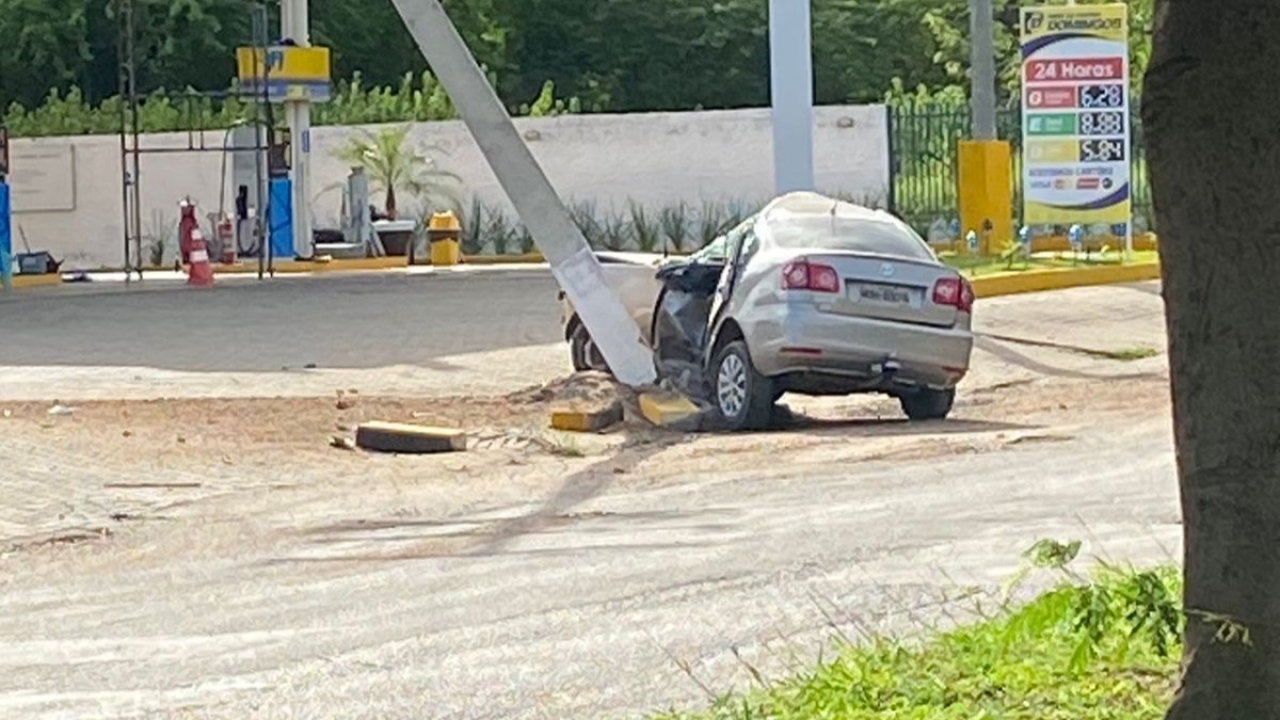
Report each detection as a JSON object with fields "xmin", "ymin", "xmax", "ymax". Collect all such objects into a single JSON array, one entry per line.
[{"xmin": 1078, "ymin": 138, "xmax": 1126, "ymax": 163}]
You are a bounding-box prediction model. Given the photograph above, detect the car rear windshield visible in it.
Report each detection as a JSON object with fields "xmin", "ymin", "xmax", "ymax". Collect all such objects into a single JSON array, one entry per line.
[{"xmin": 766, "ymin": 213, "xmax": 935, "ymax": 261}]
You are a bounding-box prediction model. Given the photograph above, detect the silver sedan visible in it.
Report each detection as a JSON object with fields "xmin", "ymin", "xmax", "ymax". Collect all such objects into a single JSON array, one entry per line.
[{"xmin": 561, "ymin": 192, "xmax": 976, "ymax": 430}]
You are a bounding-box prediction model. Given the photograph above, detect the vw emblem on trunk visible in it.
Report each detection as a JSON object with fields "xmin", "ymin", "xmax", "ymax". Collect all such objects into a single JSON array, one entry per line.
[{"xmin": 879, "ymin": 263, "xmax": 895, "ymax": 278}]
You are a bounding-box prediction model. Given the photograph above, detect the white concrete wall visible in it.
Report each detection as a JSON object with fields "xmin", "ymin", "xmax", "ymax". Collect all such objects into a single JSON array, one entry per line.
[{"xmin": 8, "ymin": 105, "xmax": 890, "ymax": 269}]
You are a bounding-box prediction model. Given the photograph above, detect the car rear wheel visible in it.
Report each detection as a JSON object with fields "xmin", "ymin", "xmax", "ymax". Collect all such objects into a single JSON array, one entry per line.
[
  {"xmin": 899, "ymin": 387, "xmax": 955, "ymax": 421},
  {"xmin": 569, "ymin": 323, "xmax": 609, "ymax": 373},
  {"xmin": 712, "ymin": 340, "xmax": 775, "ymax": 431}
]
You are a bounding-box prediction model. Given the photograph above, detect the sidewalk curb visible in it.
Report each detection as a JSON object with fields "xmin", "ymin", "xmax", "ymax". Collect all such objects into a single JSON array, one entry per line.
[
  {"xmin": 969, "ymin": 260, "xmax": 1161, "ymax": 299},
  {"xmin": 6, "ymin": 256, "xmax": 1162, "ymax": 298}
]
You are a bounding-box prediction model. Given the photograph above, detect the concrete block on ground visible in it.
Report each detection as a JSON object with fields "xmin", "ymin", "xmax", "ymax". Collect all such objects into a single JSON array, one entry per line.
[
  {"xmin": 355, "ymin": 421, "xmax": 468, "ymax": 454},
  {"xmin": 550, "ymin": 400, "xmax": 624, "ymax": 433},
  {"xmin": 639, "ymin": 391, "xmax": 702, "ymax": 428}
]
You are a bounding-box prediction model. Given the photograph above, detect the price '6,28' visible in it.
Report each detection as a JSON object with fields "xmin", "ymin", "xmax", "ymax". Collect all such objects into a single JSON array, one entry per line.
[{"xmin": 1078, "ymin": 138, "xmax": 1126, "ymax": 163}]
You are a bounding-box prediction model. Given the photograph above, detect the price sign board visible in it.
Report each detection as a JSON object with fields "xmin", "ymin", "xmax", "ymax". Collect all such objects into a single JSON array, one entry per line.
[{"xmin": 1020, "ymin": 4, "xmax": 1130, "ymax": 227}]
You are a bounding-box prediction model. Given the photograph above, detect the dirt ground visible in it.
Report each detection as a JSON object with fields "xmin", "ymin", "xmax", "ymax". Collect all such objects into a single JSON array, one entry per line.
[
  {"xmin": 0, "ymin": 367, "xmax": 1169, "ymax": 466},
  {"xmin": 0, "ymin": 364, "xmax": 1170, "ymax": 553},
  {"xmin": 0, "ymin": 361, "xmax": 1179, "ymax": 720}
]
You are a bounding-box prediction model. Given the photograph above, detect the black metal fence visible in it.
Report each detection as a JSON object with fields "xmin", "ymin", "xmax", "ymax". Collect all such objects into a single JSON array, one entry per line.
[{"xmin": 887, "ymin": 102, "xmax": 1153, "ymax": 240}]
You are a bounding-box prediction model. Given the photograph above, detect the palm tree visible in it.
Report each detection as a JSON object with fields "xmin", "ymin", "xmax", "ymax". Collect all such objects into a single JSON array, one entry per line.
[{"xmin": 333, "ymin": 125, "xmax": 462, "ymax": 220}]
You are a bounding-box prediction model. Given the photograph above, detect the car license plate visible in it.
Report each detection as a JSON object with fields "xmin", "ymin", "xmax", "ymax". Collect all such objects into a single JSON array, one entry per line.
[{"xmin": 852, "ymin": 283, "xmax": 914, "ymax": 305}]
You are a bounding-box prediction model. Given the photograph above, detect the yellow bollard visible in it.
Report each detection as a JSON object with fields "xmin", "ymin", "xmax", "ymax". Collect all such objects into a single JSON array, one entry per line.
[{"xmin": 427, "ymin": 211, "xmax": 462, "ymax": 266}]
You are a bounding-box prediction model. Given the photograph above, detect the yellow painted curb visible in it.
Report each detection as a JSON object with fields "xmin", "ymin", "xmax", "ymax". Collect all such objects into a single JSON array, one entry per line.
[
  {"xmin": 972, "ymin": 261, "xmax": 1162, "ymax": 299},
  {"xmin": 10, "ymin": 274, "xmax": 63, "ymax": 289},
  {"xmin": 463, "ymin": 252, "xmax": 545, "ymax": 265},
  {"xmin": 211, "ymin": 253, "xmax": 548, "ymax": 275},
  {"xmin": 638, "ymin": 392, "xmax": 701, "ymax": 427}
]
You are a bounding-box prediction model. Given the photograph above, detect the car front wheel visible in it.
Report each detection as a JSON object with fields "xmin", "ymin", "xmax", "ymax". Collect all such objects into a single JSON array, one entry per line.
[
  {"xmin": 899, "ymin": 387, "xmax": 955, "ymax": 421},
  {"xmin": 711, "ymin": 340, "xmax": 775, "ymax": 431}
]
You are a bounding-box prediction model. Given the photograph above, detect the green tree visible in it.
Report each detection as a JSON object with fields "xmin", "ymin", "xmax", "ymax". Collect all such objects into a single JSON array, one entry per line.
[
  {"xmin": 312, "ymin": 0, "xmax": 428, "ymax": 91},
  {"xmin": 921, "ymin": 0, "xmax": 1154, "ymax": 102},
  {"xmin": 2, "ymin": 0, "xmax": 1158, "ymax": 135},
  {"xmin": 0, "ymin": 0, "xmax": 93, "ymax": 110},
  {"xmin": 113, "ymin": 0, "xmax": 253, "ymax": 97}
]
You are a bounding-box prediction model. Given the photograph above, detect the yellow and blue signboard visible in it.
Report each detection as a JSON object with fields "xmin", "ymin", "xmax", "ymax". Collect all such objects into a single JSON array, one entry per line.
[
  {"xmin": 236, "ymin": 46, "xmax": 332, "ymax": 103},
  {"xmin": 1020, "ymin": 4, "xmax": 1130, "ymax": 228}
]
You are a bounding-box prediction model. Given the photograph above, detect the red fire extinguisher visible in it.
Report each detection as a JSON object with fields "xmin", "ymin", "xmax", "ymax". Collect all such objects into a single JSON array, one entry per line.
[
  {"xmin": 178, "ymin": 198, "xmax": 198, "ymax": 265},
  {"xmin": 218, "ymin": 216, "xmax": 236, "ymax": 265}
]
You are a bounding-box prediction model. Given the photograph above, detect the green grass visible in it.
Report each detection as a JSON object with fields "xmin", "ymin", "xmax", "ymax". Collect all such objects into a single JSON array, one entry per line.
[
  {"xmin": 654, "ymin": 560, "xmax": 1183, "ymax": 720},
  {"xmin": 1101, "ymin": 347, "xmax": 1160, "ymax": 362},
  {"xmin": 940, "ymin": 250, "xmax": 1160, "ymax": 277}
]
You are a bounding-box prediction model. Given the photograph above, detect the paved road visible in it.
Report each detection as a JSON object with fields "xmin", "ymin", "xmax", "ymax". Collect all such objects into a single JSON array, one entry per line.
[{"xmin": 0, "ymin": 271, "xmax": 563, "ymax": 371}]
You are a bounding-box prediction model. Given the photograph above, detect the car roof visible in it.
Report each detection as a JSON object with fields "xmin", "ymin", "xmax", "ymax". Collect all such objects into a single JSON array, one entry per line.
[
  {"xmin": 759, "ymin": 191, "xmax": 893, "ymax": 227},
  {"xmin": 754, "ymin": 192, "xmax": 934, "ymax": 260}
]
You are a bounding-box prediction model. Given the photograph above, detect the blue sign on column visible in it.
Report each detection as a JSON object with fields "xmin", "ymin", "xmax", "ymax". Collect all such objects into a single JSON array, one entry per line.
[
  {"xmin": 268, "ymin": 177, "xmax": 295, "ymax": 260},
  {"xmin": 0, "ymin": 181, "xmax": 12, "ymax": 290}
]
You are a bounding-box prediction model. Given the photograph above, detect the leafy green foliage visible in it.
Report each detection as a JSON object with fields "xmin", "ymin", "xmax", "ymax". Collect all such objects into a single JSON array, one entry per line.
[
  {"xmin": 2, "ymin": 71, "xmax": 582, "ymax": 138},
  {"xmin": 655, "ymin": 561, "xmax": 1183, "ymax": 720},
  {"xmin": 460, "ymin": 197, "xmax": 757, "ymax": 254},
  {"xmin": 660, "ymin": 203, "xmax": 694, "ymax": 253},
  {"xmin": 2, "ymin": 0, "xmax": 1155, "ymax": 136}
]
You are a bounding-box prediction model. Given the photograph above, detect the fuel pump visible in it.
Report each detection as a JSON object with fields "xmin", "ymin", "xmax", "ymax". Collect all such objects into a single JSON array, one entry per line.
[{"xmin": 267, "ymin": 128, "xmax": 296, "ymax": 260}]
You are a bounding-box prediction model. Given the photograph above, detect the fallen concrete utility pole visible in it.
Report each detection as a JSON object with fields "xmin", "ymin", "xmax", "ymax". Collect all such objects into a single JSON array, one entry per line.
[{"xmin": 390, "ymin": 0, "xmax": 656, "ymax": 386}]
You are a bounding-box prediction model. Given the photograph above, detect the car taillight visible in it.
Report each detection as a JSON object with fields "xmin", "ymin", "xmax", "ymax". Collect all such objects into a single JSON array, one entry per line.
[
  {"xmin": 932, "ymin": 276, "xmax": 975, "ymax": 313},
  {"xmin": 782, "ymin": 259, "xmax": 840, "ymax": 293}
]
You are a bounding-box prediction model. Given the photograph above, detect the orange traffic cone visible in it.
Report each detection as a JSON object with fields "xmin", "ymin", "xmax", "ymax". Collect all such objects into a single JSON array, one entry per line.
[{"xmin": 187, "ymin": 229, "xmax": 215, "ymax": 287}]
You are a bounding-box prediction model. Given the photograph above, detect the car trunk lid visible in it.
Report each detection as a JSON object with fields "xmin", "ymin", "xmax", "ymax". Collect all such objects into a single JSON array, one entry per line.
[{"xmin": 792, "ymin": 252, "xmax": 961, "ymax": 328}]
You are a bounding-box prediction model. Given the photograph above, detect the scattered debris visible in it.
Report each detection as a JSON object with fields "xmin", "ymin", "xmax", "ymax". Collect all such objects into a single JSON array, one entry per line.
[
  {"xmin": 355, "ymin": 421, "xmax": 468, "ymax": 454},
  {"xmin": 34, "ymin": 528, "xmax": 112, "ymax": 547},
  {"xmin": 637, "ymin": 391, "xmax": 704, "ymax": 430},
  {"xmin": 329, "ymin": 435, "xmax": 357, "ymax": 451},
  {"xmin": 103, "ymin": 482, "xmax": 203, "ymax": 490},
  {"xmin": 518, "ymin": 372, "xmax": 630, "ymax": 433},
  {"xmin": 551, "ymin": 402, "xmax": 623, "ymax": 433},
  {"xmin": 532, "ymin": 432, "xmax": 588, "ymax": 458},
  {"xmin": 1006, "ymin": 433, "xmax": 1077, "ymax": 446},
  {"xmin": 336, "ymin": 390, "xmax": 357, "ymax": 410}
]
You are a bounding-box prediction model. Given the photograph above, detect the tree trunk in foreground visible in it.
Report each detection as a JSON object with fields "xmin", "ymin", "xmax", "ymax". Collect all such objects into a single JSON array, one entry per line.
[{"xmin": 1145, "ymin": 2, "xmax": 1280, "ymax": 718}]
